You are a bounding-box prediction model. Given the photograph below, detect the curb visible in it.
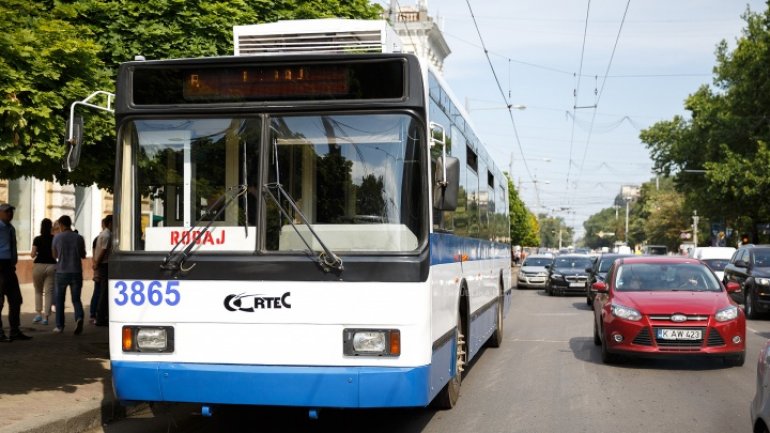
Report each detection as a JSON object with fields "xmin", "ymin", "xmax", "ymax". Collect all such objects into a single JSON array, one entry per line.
[{"xmin": 7, "ymin": 400, "xmax": 149, "ymax": 433}]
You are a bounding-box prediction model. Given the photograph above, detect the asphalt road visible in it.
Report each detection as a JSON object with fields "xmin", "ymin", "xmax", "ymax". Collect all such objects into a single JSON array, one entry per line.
[{"xmin": 91, "ymin": 287, "xmax": 767, "ymax": 433}]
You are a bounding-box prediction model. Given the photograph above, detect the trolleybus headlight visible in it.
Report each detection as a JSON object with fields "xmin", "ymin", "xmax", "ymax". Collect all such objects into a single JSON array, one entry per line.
[
  {"xmin": 343, "ymin": 329, "xmax": 400, "ymax": 357},
  {"xmin": 122, "ymin": 326, "xmax": 175, "ymax": 353}
]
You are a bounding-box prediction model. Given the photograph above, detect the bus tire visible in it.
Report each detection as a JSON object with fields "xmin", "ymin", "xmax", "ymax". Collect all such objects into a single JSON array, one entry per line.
[
  {"xmin": 433, "ymin": 313, "xmax": 466, "ymax": 409},
  {"xmin": 487, "ymin": 291, "xmax": 504, "ymax": 348}
]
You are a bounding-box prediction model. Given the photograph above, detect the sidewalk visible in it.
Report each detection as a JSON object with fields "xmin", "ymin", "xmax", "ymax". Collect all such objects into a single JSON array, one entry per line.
[{"xmin": 0, "ymin": 282, "xmax": 136, "ymax": 433}]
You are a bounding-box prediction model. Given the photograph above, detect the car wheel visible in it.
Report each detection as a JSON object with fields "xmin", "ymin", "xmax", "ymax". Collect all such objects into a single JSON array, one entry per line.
[
  {"xmin": 600, "ymin": 326, "xmax": 618, "ymax": 364},
  {"xmin": 724, "ymin": 351, "xmax": 745, "ymax": 367},
  {"xmin": 746, "ymin": 287, "xmax": 760, "ymax": 320},
  {"xmin": 593, "ymin": 319, "xmax": 601, "ymax": 346},
  {"xmin": 546, "ymin": 283, "xmax": 553, "ymax": 296},
  {"xmin": 586, "ymin": 296, "xmax": 593, "ymax": 307}
]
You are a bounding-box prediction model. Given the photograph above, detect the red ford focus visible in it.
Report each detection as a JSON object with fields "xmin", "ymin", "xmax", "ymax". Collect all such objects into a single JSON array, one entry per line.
[{"xmin": 592, "ymin": 256, "xmax": 745, "ymax": 365}]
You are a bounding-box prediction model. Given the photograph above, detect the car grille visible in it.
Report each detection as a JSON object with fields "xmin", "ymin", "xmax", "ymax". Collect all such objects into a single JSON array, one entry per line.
[
  {"xmin": 653, "ymin": 326, "xmax": 706, "ymax": 349},
  {"xmin": 707, "ymin": 329, "xmax": 725, "ymax": 347},
  {"xmin": 632, "ymin": 328, "xmax": 653, "ymax": 346},
  {"xmin": 565, "ymin": 276, "xmax": 587, "ymax": 283}
]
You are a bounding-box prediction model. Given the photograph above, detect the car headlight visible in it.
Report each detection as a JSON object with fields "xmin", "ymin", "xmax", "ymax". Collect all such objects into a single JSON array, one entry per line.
[
  {"xmin": 755, "ymin": 277, "xmax": 770, "ymax": 286},
  {"xmin": 551, "ymin": 273, "xmax": 563, "ymax": 280},
  {"xmin": 537, "ymin": 272, "xmax": 548, "ymax": 277},
  {"xmin": 715, "ymin": 305, "xmax": 739, "ymax": 322},
  {"xmin": 610, "ymin": 303, "xmax": 642, "ymax": 321}
]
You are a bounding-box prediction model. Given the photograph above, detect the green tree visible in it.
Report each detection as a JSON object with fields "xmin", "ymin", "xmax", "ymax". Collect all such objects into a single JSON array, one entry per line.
[
  {"xmin": 640, "ymin": 4, "xmax": 770, "ymax": 239},
  {"xmin": 582, "ymin": 207, "xmax": 619, "ymax": 250},
  {"xmin": 507, "ymin": 174, "xmax": 539, "ymax": 246},
  {"xmin": 0, "ymin": 0, "xmax": 383, "ymax": 188},
  {"xmin": 0, "ymin": 0, "xmax": 112, "ymax": 183}
]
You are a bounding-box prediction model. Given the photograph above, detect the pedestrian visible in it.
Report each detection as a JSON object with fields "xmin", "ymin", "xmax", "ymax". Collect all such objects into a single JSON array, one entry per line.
[
  {"xmin": 90, "ymin": 215, "xmax": 111, "ymax": 326},
  {"xmin": 30, "ymin": 218, "xmax": 57, "ymax": 326},
  {"xmin": 0, "ymin": 203, "xmax": 31, "ymax": 341},
  {"xmin": 52, "ymin": 215, "xmax": 87, "ymax": 335}
]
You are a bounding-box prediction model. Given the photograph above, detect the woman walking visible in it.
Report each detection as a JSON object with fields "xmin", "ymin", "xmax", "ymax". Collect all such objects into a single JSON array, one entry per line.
[{"xmin": 30, "ymin": 218, "xmax": 57, "ymax": 325}]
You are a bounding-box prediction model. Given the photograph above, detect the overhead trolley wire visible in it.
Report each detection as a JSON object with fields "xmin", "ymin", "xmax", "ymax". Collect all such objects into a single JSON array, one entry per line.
[{"xmin": 463, "ymin": 0, "xmax": 534, "ymax": 184}]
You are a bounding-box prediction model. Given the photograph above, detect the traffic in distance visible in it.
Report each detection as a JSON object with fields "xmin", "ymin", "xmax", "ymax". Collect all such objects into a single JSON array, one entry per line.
[{"xmin": 512, "ymin": 244, "xmax": 770, "ymax": 433}]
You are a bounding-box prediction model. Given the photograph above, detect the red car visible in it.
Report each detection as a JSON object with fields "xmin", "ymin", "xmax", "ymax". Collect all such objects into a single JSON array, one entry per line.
[{"xmin": 592, "ymin": 256, "xmax": 745, "ymax": 365}]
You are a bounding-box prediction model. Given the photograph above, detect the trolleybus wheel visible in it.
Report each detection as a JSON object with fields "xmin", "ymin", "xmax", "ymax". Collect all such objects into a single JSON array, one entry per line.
[{"xmin": 433, "ymin": 313, "xmax": 466, "ymax": 409}]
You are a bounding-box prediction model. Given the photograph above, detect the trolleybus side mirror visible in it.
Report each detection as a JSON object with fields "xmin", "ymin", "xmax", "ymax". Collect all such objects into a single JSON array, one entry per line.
[
  {"xmin": 64, "ymin": 115, "xmax": 84, "ymax": 171},
  {"xmin": 429, "ymin": 122, "xmax": 459, "ymax": 211},
  {"xmin": 433, "ymin": 156, "xmax": 459, "ymax": 211}
]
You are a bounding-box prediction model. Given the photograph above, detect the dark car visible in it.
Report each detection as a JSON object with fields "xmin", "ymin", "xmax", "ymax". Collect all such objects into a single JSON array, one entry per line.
[
  {"xmin": 643, "ymin": 245, "xmax": 668, "ymax": 255},
  {"xmin": 585, "ymin": 253, "xmax": 635, "ymax": 306},
  {"xmin": 546, "ymin": 254, "xmax": 594, "ymax": 296},
  {"xmin": 723, "ymin": 245, "xmax": 770, "ymax": 319}
]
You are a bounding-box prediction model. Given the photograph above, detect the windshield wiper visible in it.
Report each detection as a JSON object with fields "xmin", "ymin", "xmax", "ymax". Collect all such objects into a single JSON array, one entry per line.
[
  {"xmin": 161, "ymin": 184, "xmax": 248, "ymax": 276},
  {"xmin": 262, "ymin": 182, "xmax": 343, "ymax": 273}
]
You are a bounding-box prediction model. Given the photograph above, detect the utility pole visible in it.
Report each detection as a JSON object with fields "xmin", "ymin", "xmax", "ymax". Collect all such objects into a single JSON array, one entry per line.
[
  {"xmin": 692, "ymin": 210, "xmax": 700, "ymax": 247},
  {"xmin": 624, "ymin": 197, "xmax": 631, "ymax": 244}
]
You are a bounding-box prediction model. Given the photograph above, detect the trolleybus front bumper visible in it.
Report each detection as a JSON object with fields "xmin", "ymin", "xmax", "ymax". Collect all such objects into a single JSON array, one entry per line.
[{"xmin": 112, "ymin": 361, "xmax": 434, "ymax": 408}]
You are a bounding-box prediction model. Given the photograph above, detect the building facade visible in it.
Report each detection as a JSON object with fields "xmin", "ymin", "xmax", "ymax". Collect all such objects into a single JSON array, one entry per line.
[{"xmin": 0, "ymin": 178, "xmax": 109, "ymax": 283}]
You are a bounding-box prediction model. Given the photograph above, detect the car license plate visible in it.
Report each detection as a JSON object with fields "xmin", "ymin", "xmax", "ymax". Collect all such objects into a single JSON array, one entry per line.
[
  {"xmin": 569, "ymin": 282, "xmax": 585, "ymax": 288},
  {"xmin": 657, "ymin": 329, "xmax": 702, "ymax": 340}
]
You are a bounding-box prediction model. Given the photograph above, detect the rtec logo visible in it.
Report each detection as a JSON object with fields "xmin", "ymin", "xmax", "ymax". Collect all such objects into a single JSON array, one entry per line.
[{"xmin": 224, "ymin": 292, "xmax": 291, "ymax": 312}]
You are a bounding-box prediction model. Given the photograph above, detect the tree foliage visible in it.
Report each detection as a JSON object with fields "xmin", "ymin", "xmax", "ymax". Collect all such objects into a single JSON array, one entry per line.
[
  {"xmin": 507, "ymin": 174, "xmax": 540, "ymax": 246},
  {"xmin": 0, "ymin": 0, "xmax": 383, "ymax": 188},
  {"xmin": 640, "ymin": 4, "xmax": 770, "ymax": 242}
]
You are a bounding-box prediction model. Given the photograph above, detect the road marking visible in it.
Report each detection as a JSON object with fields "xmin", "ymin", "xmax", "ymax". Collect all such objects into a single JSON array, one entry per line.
[
  {"xmin": 509, "ymin": 338, "xmax": 570, "ymax": 343},
  {"xmin": 526, "ymin": 312, "xmax": 581, "ymax": 316}
]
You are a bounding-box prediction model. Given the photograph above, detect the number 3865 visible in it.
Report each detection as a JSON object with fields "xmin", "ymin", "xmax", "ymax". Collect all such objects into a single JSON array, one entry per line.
[{"xmin": 113, "ymin": 280, "xmax": 181, "ymax": 306}]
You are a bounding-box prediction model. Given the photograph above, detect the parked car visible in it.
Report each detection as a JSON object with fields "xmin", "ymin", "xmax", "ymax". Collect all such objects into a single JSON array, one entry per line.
[
  {"xmin": 752, "ymin": 339, "xmax": 770, "ymax": 433},
  {"xmin": 546, "ymin": 254, "xmax": 593, "ymax": 296},
  {"xmin": 585, "ymin": 253, "xmax": 634, "ymax": 306},
  {"xmin": 592, "ymin": 256, "xmax": 745, "ymax": 365},
  {"xmin": 722, "ymin": 245, "xmax": 770, "ymax": 319},
  {"xmin": 517, "ymin": 255, "xmax": 553, "ymax": 289},
  {"xmin": 690, "ymin": 246, "xmax": 736, "ymax": 281}
]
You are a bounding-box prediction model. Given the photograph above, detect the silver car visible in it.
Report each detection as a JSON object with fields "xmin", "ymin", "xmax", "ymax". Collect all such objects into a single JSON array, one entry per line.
[
  {"xmin": 517, "ymin": 255, "xmax": 553, "ymax": 289},
  {"xmin": 752, "ymin": 339, "xmax": 770, "ymax": 433}
]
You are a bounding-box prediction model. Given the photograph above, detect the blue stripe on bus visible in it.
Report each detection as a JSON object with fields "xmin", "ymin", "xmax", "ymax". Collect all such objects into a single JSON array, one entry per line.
[
  {"xmin": 113, "ymin": 336, "xmax": 458, "ymax": 408},
  {"xmin": 430, "ymin": 232, "xmax": 511, "ymax": 266}
]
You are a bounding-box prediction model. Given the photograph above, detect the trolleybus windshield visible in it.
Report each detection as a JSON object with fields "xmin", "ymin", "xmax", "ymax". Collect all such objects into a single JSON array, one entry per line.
[{"xmin": 122, "ymin": 113, "xmax": 426, "ymax": 254}]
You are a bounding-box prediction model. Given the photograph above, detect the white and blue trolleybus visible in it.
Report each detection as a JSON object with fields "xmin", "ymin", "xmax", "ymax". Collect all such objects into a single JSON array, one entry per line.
[{"xmin": 69, "ymin": 19, "xmax": 512, "ymax": 413}]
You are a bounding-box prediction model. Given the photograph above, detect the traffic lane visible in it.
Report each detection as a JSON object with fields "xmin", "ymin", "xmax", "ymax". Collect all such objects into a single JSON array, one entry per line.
[
  {"xmin": 90, "ymin": 289, "xmax": 769, "ymax": 433},
  {"xmin": 420, "ymin": 290, "xmax": 765, "ymax": 433}
]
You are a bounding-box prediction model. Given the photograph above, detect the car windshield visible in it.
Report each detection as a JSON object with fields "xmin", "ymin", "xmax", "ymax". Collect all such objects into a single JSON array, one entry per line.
[
  {"xmin": 553, "ymin": 257, "xmax": 592, "ymax": 269},
  {"xmin": 755, "ymin": 250, "xmax": 770, "ymax": 267},
  {"xmin": 599, "ymin": 258, "xmax": 618, "ymax": 272},
  {"xmin": 702, "ymin": 259, "xmax": 729, "ymax": 271},
  {"xmin": 615, "ymin": 263, "xmax": 721, "ymax": 292},
  {"xmin": 524, "ymin": 258, "xmax": 552, "ymax": 267}
]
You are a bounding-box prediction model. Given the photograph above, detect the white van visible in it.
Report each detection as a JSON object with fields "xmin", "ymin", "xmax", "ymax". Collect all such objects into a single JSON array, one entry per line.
[{"xmin": 690, "ymin": 247, "xmax": 736, "ymax": 281}]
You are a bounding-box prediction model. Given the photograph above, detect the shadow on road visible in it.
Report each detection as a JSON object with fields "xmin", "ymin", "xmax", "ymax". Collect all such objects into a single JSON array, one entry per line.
[{"xmin": 568, "ymin": 336, "xmax": 737, "ymax": 371}]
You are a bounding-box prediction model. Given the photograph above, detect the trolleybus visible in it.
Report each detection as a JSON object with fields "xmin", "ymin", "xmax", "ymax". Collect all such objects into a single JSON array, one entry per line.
[{"xmin": 69, "ymin": 20, "xmax": 512, "ymax": 413}]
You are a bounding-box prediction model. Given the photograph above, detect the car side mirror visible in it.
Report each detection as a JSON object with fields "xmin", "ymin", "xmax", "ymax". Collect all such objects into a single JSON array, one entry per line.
[
  {"xmin": 735, "ymin": 259, "xmax": 748, "ymax": 268},
  {"xmin": 725, "ymin": 281, "xmax": 741, "ymax": 293},
  {"xmin": 591, "ymin": 281, "xmax": 608, "ymax": 293},
  {"xmin": 585, "ymin": 266, "xmax": 593, "ymax": 273},
  {"xmin": 545, "ymin": 264, "xmax": 550, "ymax": 269}
]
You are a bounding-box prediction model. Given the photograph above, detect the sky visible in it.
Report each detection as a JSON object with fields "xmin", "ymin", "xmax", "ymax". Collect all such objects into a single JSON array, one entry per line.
[{"xmin": 382, "ymin": 0, "xmax": 766, "ymax": 242}]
